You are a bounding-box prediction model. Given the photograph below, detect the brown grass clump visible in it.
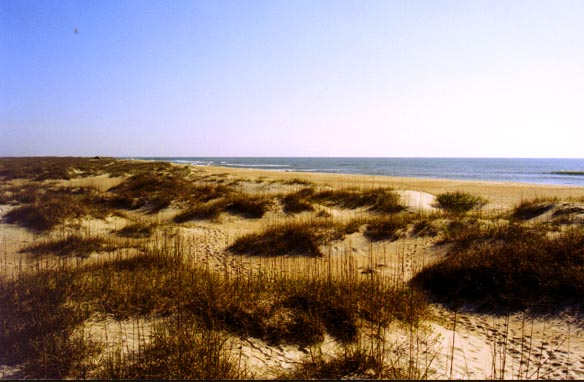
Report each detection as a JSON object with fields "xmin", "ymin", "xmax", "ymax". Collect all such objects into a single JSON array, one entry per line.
[
  {"xmin": 99, "ymin": 319, "xmax": 243, "ymax": 379},
  {"xmin": 412, "ymin": 225, "xmax": 584, "ymax": 311},
  {"xmin": 21, "ymin": 235, "xmax": 112, "ymax": 258},
  {"xmin": 3, "ymin": 187, "xmax": 112, "ymax": 232},
  {"xmin": 109, "ymin": 173, "xmax": 199, "ymax": 212},
  {"xmin": 174, "ymin": 193, "xmax": 273, "ymax": 222},
  {"xmin": 174, "ymin": 200, "xmax": 225, "ymax": 222},
  {"xmin": 228, "ymin": 220, "xmax": 345, "ymax": 257},
  {"xmin": 1, "ymin": 228, "xmax": 429, "ymax": 378},
  {"xmin": 281, "ymin": 343, "xmax": 412, "ymax": 380},
  {"xmin": 0, "ymin": 157, "xmax": 174, "ymax": 181},
  {"xmin": 363, "ymin": 214, "xmax": 414, "ymax": 242},
  {"xmin": 223, "ymin": 193, "xmax": 273, "ymax": 218},
  {"xmin": 0, "ymin": 182, "xmax": 44, "ymax": 205},
  {"xmin": 115, "ymin": 222, "xmax": 156, "ymax": 238},
  {"xmin": 312, "ymin": 188, "xmax": 404, "ymax": 214},
  {"xmin": 512, "ymin": 198, "xmax": 556, "ymax": 220},
  {"xmin": 0, "ymin": 268, "xmax": 96, "ymax": 378},
  {"xmin": 281, "ymin": 189, "xmax": 315, "ymax": 214}
]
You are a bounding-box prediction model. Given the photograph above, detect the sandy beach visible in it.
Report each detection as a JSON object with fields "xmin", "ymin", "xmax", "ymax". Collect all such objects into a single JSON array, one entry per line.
[{"xmin": 1, "ymin": 158, "xmax": 584, "ymax": 379}]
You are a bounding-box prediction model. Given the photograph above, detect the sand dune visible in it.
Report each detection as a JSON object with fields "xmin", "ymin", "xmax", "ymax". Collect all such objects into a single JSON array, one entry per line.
[{"xmin": 2, "ymin": 159, "xmax": 584, "ymax": 379}]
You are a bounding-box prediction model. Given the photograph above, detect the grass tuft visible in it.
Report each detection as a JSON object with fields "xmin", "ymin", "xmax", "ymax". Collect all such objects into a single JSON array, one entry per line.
[
  {"xmin": 412, "ymin": 225, "xmax": 584, "ymax": 311},
  {"xmin": 435, "ymin": 191, "xmax": 487, "ymax": 214},
  {"xmin": 21, "ymin": 235, "xmax": 111, "ymax": 258},
  {"xmin": 312, "ymin": 188, "xmax": 404, "ymax": 214},
  {"xmin": 364, "ymin": 215, "xmax": 413, "ymax": 242},
  {"xmin": 512, "ymin": 198, "xmax": 556, "ymax": 220},
  {"xmin": 228, "ymin": 220, "xmax": 344, "ymax": 257},
  {"xmin": 99, "ymin": 319, "xmax": 243, "ymax": 379},
  {"xmin": 115, "ymin": 222, "xmax": 156, "ymax": 238}
]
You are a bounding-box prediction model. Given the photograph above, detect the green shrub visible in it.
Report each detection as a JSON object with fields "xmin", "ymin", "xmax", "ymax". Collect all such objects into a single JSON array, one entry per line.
[{"xmin": 436, "ymin": 191, "xmax": 487, "ymax": 214}]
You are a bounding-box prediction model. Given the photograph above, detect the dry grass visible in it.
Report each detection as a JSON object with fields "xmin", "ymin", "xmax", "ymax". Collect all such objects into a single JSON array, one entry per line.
[
  {"xmin": 4, "ymin": 157, "xmax": 583, "ymax": 379},
  {"xmin": 3, "ymin": 187, "xmax": 113, "ymax": 232},
  {"xmin": 512, "ymin": 197, "xmax": 557, "ymax": 220},
  {"xmin": 174, "ymin": 193, "xmax": 273, "ymax": 222},
  {"xmin": 115, "ymin": 222, "xmax": 156, "ymax": 238},
  {"xmin": 0, "ymin": 235, "xmax": 428, "ymax": 378},
  {"xmin": 0, "ymin": 268, "xmax": 97, "ymax": 378},
  {"xmin": 21, "ymin": 235, "xmax": 113, "ymax": 258},
  {"xmin": 363, "ymin": 214, "xmax": 414, "ymax": 242},
  {"xmin": 412, "ymin": 224, "xmax": 584, "ymax": 311},
  {"xmin": 311, "ymin": 187, "xmax": 404, "ymax": 214},
  {"xmin": 98, "ymin": 318, "xmax": 243, "ymax": 379},
  {"xmin": 436, "ymin": 191, "xmax": 487, "ymax": 214},
  {"xmin": 0, "ymin": 157, "xmax": 173, "ymax": 181},
  {"xmin": 280, "ymin": 189, "xmax": 315, "ymax": 214},
  {"xmin": 228, "ymin": 220, "xmax": 347, "ymax": 257}
]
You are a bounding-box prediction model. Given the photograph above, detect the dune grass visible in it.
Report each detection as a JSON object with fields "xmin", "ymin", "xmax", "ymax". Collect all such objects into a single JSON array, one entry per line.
[
  {"xmin": 21, "ymin": 235, "xmax": 112, "ymax": 258},
  {"xmin": 512, "ymin": 197, "xmax": 557, "ymax": 220},
  {"xmin": 0, "ymin": 233, "xmax": 428, "ymax": 378},
  {"xmin": 98, "ymin": 319, "xmax": 243, "ymax": 380},
  {"xmin": 0, "ymin": 267, "xmax": 97, "ymax": 378},
  {"xmin": 174, "ymin": 193, "xmax": 273, "ymax": 222},
  {"xmin": 0, "ymin": 157, "xmax": 174, "ymax": 181},
  {"xmin": 363, "ymin": 214, "xmax": 415, "ymax": 242},
  {"xmin": 435, "ymin": 191, "xmax": 487, "ymax": 214},
  {"xmin": 311, "ymin": 187, "xmax": 404, "ymax": 214},
  {"xmin": 4, "ymin": 157, "xmax": 583, "ymax": 379},
  {"xmin": 108, "ymin": 173, "xmax": 230, "ymax": 213},
  {"xmin": 115, "ymin": 222, "xmax": 156, "ymax": 238},
  {"xmin": 3, "ymin": 187, "xmax": 113, "ymax": 232},
  {"xmin": 280, "ymin": 189, "xmax": 315, "ymax": 214},
  {"xmin": 228, "ymin": 220, "xmax": 347, "ymax": 257},
  {"xmin": 412, "ymin": 224, "xmax": 584, "ymax": 311}
]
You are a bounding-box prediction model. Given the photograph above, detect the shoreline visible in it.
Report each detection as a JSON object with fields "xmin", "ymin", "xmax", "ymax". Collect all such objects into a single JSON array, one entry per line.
[
  {"xmin": 2, "ymin": 157, "xmax": 584, "ymax": 379},
  {"xmin": 124, "ymin": 156, "xmax": 584, "ymax": 188},
  {"xmin": 181, "ymin": 163, "xmax": 584, "ymax": 210}
]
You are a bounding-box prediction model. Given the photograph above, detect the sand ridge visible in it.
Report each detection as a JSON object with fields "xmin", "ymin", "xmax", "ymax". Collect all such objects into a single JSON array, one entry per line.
[{"xmin": 2, "ymin": 160, "xmax": 584, "ymax": 379}]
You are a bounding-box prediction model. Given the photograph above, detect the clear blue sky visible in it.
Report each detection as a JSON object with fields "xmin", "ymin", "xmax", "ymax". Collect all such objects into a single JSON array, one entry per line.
[{"xmin": 1, "ymin": 0, "xmax": 583, "ymax": 157}]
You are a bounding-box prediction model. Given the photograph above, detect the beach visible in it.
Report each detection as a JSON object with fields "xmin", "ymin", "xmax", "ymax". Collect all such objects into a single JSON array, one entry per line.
[{"xmin": 1, "ymin": 157, "xmax": 584, "ymax": 379}]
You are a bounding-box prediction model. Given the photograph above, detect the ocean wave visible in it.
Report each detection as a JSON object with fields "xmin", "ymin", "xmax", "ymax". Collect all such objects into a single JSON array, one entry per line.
[
  {"xmin": 222, "ymin": 163, "xmax": 292, "ymax": 168},
  {"xmin": 550, "ymin": 171, "xmax": 584, "ymax": 176}
]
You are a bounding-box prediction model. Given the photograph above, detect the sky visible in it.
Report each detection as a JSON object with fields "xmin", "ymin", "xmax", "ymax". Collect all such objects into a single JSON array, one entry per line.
[{"xmin": 1, "ymin": 0, "xmax": 583, "ymax": 157}]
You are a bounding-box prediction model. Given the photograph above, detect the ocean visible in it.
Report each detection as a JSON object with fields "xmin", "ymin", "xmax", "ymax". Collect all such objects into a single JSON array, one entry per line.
[{"xmin": 128, "ymin": 157, "xmax": 584, "ymax": 186}]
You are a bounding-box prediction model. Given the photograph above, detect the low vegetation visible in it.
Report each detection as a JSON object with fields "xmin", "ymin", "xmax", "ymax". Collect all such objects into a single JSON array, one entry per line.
[
  {"xmin": 228, "ymin": 220, "xmax": 346, "ymax": 257},
  {"xmin": 412, "ymin": 224, "xmax": 584, "ymax": 311},
  {"xmin": 115, "ymin": 222, "xmax": 156, "ymax": 238},
  {"xmin": 174, "ymin": 193, "xmax": 273, "ymax": 222},
  {"xmin": 512, "ymin": 197, "xmax": 556, "ymax": 220},
  {"xmin": 1, "ymin": 236, "xmax": 428, "ymax": 378},
  {"xmin": 3, "ymin": 157, "xmax": 584, "ymax": 379},
  {"xmin": 435, "ymin": 191, "xmax": 487, "ymax": 214},
  {"xmin": 21, "ymin": 235, "xmax": 112, "ymax": 258},
  {"xmin": 3, "ymin": 187, "xmax": 112, "ymax": 232},
  {"xmin": 280, "ymin": 189, "xmax": 315, "ymax": 214},
  {"xmin": 281, "ymin": 341, "xmax": 425, "ymax": 380},
  {"xmin": 311, "ymin": 188, "xmax": 404, "ymax": 214},
  {"xmin": 0, "ymin": 157, "xmax": 173, "ymax": 181},
  {"xmin": 364, "ymin": 214, "xmax": 413, "ymax": 242},
  {"xmin": 99, "ymin": 319, "xmax": 243, "ymax": 379}
]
